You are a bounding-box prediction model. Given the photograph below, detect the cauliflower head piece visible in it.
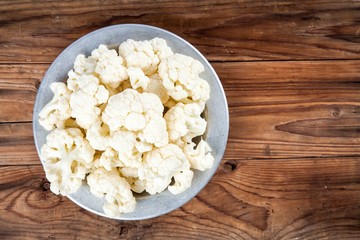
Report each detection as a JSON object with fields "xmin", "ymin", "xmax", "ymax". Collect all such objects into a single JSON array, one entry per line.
[
  {"xmin": 119, "ymin": 38, "xmax": 173, "ymax": 76},
  {"xmin": 120, "ymin": 167, "xmax": 146, "ymax": 194},
  {"xmin": 164, "ymin": 102, "xmax": 207, "ymax": 143},
  {"xmin": 183, "ymin": 139, "xmax": 214, "ymax": 171},
  {"xmin": 91, "ymin": 44, "xmax": 128, "ymax": 89},
  {"xmin": 38, "ymin": 82, "xmax": 71, "ymax": 131},
  {"xmin": 102, "ymin": 89, "xmax": 168, "ymax": 147},
  {"xmin": 72, "ymin": 54, "xmax": 96, "ymax": 75},
  {"xmin": 158, "ymin": 53, "xmax": 210, "ymax": 103},
  {"xmin": 40, "ymin": 128, "xmax": 95, "ymax": 195},
  {"xmin": 86, "ymin": 119, "xmax": 110, "ymax": 151},
  {"xmin": 87, "ymin": 168, "xmax": 136, "ymax": 217},
  {"xmin": 127, "ymin": 67, "xmax": 150, "ymax": 90},
  {"xmin": 145, "ymin": 73, "xmax": 169, "ymax": 104},
  {"xmin": 68, "ymin": 74, "xmax": 109, "ymax": 130},
  {"xmin": 139, "ymin": 144, "xmax": 193, "ymax": 195}
]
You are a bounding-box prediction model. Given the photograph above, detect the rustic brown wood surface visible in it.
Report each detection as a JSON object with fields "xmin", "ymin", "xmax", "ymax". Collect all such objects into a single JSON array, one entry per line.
[{"xmin": 1, "ymin": 0, "xmax": 360, "ymax": 239}]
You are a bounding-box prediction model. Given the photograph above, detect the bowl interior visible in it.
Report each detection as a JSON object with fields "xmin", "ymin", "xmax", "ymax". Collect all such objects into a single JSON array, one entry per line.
[{"xmin": 33, "ymin": 24, "xmax": 229, "ymax": 220}]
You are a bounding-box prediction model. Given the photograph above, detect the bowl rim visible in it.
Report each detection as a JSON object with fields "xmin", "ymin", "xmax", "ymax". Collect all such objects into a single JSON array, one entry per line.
[{"xmin": 33, "ymin": 23, "xmax": 229, "ymax": 220}]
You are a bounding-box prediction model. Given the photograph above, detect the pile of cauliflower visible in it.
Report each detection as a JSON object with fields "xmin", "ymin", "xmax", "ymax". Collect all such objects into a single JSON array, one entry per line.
[{"xmin": 38, "ymin": 38, "xmax": 214, "ymax": 217}]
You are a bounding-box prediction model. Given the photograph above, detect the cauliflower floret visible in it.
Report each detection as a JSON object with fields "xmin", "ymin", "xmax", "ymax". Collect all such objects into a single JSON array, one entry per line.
[
  {"xmin": 145, "ymin": 73, "xmax": 169, "ymax": 104},
  {"xmin": 127, "ymin": 67, "xmax": 150, "ymax": 90},
  {"xmin": 119, "ymin": 38, "xmax": 173, "ymax": 75},
  {"xmin": 68, "ymin": 74, "xmax": 109, "ymax": 104},
  {"xmin": 139, "ymin": 114, "xmax": 168, "ymax": 148},
  {"xmin": 87, "ymin": 168, "xmax": 136, "ymax": 217},
  {"xmin": 158, "ymin": 53, "xmax": 210, "ymax": 102},
  {"xmin": 102, "ymin": 89, "xmax": 143, "ymax": 132},
  {"xmin": 40, "ymin": 128, "xmax": 95, "ymax": 195},
  {"xmin": 102, "ymin": 89, "xmax": 168, "ymax": 147},
  {"xmin": 86, "ymin": 120, "xmax": 110, "ymax": 151},
  {"xmin": 39, "ymin": 82, "xmax": 71, "ymax": 131},
  {"xmin": 68, "ymin": 74, "xmax": 109, "ymax": 129},
  {"xmin": 150, "ymin": 37, "xmax": 173, "ymax": 60},
  {"xmin": 92, "ymin": 147, "xmax": 123, "ymax": 171},
  {"xmin": 164, "ymin": 102, "xmax": 207, "ymax": 142},
  {"xmin": 91, "ymin": 44, "xmax": 128, "ymax": 89},
  {"xmin": 190, "ymin": 77, "xmax": 210, "ymax": 103},
  {"xmin": 168, "ymin": 169, "xmax": 194, "ymax": 195},
  {"xmin": 139, "ymin": 144, "xmax": 193, "ymax": 195},
  {"xmin": 109, "ymin": 130, "xmax": 142, "ymax": 168},
  {"xmin": 120, "ymin": 167, "xmax": 146, "ymax": 193},
  {"xmin": 70, "ymin": 90, "xmax": 100, "ymax": 130},
  {"xmin": 183, "ymin": 139, "xmax": 214, "ymax": 171},
  {"xmin": 72, "ymin": 54, "xmax": 96, "ymax": 75}
]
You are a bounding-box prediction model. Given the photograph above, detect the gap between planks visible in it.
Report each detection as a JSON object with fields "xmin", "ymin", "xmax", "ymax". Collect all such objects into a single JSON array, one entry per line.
[{"xmin": 1, "ymin": 58, "xmax": 360, "ymax": 65}]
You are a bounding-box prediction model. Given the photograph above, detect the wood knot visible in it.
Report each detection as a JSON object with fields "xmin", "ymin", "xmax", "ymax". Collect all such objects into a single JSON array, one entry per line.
[
  {"xmin": 332, "ymin": 111, "xmax": 339, "ymax": 117},
  {"xmin": 35, "ymin": 79, "xmax": 41, "ymax": 90},
  {"xmin": 119, "ymin": 226, "xmax": 128, "ymax": 236},
  {"xmin": 223, "ymin": 160, "xmax": 238, "ymax": 172},
  {"xmin": 41, "ymin": 179, "xmax": 50, "ymax": 191}
]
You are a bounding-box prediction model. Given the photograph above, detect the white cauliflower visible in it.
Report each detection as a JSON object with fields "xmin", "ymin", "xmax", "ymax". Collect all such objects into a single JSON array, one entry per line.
[
  {"xmin": 119, "ymin": 38, "xmax": 173, "ymax": 75},
  {"xmin": 109, "ymin": 130, "xmax": 142, "ymax": 168},
  {"xmin": 168, "ymin": 169, "xmax": 194, "ymax": 195},
  {"xmin": 91, "ymin": 44, "xmax": 128, "ymax": 88},
  {"xmin": 145, "ymin": 73, "xmax": 169, "ymax": 104},
  {"xmin": 86, "ymin": 120, "xmax": 110, "ymax": 151},
  {"xmin": 38, "ymin": 82, "xmax": 71, "ymax": 131},
  {"xmin": 40, "ymin": 128, "xmax": 95, "ymax": 195},
  {"xmin": 68, "ymin": 74, "xmax": 109, "ymax": 129},
  {"xmin": 183, "ymin": 139, "xmax": 214, "ymax": 171},
  {"xmin": 164, "ymin": 102, "xmax": 207, "ymax": 143},
  {"xmin": 127, "ymin": 67, "xmax": 150, "ymax": 90},
  {"xmin": 38, "ymin": 38, "xmax": 214, "ymax": 217},
  {"xmin": 72, "ymin": 54, "xmax": 96, "ymax": 75},
  {"xmin": 91, "ymin": 147, "xmax": 122, "ymax": 171},
  {"xmin": 151, "ymin": 37, "xmax": 173, "ymax": 60},
  {"xmin": 120, "ymin": 167, "xmax": 146, "ymax": 193},
  {"xmin": 139, "ymin": 144, "xmax": 193, "ymax": 195},
  {"xmin": 87, "ymin": 168, "xmax": 136, "ymax": 217},
  {"xmin": 190, "ymin": 77, "xmax": 211, "ymax": 103},
  {"xmin": 68, "ymin": 74, "xmax": 109, "ymax": 105},
  {"xmin": 139, "ymin": 114, "xmax": 168, "ymax": 148},
  {"xmin": 102, "ymin": 89, "xmax": 144, "ymax": 132},
  {"xmin": 102, "ymin": 89, "xmax": 168, "ymax": 147},
  {"xmin": 69, "ymin": 91, "xmax": 100, "ymax": 129},
  {"xmin": 158, "ymin": 53, "xmax": 210, "ymax": 102}
]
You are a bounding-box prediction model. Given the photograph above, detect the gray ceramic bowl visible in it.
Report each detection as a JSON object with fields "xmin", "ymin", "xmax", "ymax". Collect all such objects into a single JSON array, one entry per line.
[{"xmin": 33, "ymin": 24, "xmax": 229, "ymax": 220}]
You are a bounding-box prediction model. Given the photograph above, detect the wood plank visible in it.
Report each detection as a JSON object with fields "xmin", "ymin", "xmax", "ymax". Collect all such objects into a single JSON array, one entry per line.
[
  {"xmin": 215, "ymin": 60, "xmax": 360, "ymax": 159},
  {"xmin": 3, "ymin": 119, "xmax": 360, "ymax": 166},
  {"xmin": 0, "ymin": 64, "xmax": 47, "ymax": 122},
  {"xmin": 2, "ymin": 60, "xmax": 360, "ymax": 123},
  {"xmin": 0, "ymin": 0, "xmax": 360, "ymax": 63},
  {"xmin": 0, "ymin": 160, "xmax": 360, "ymax": 239},
  {"xmin": 0, "ymin": 122, "xmax": 38, "ymax": 166},
  {"xmin": 2, "ymin": 60, "xmax": 360, "ymax": 165}
]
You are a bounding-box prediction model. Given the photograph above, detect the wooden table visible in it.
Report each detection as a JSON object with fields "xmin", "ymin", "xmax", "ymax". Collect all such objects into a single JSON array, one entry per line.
[{"xmin": 1, "ymin": 1, "xmax": 360, "ymax": 239}]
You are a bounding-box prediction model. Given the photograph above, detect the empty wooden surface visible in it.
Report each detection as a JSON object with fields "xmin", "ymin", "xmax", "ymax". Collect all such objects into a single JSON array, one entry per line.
[{"xmin": 1, "ymin": 1, "xmax": 360, "ymax": 239}]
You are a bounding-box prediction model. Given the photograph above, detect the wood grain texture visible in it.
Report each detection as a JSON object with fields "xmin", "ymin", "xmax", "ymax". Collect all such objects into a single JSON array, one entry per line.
[
  {"xmin": 0, "ymin": 122, "xmax": 37, "ymax": 166},
  {"xmin": 0, "ymin": 64, "xmax": 46, "ymax": 122},
  {"xmin": 217, "ymin": 60, "xmax": 360, "ymax": 159},
  {"xmin": 1, "ymin": 160, "xmax": 360, "ymax": 240},
  {"xmin": 1, "ymin": 61, "xmax": 360, "ymax": 165},
  {"xmin": 1, "ymin": 1, "xmax": 360, "ymax": 239},
  {"xmin": 0, "ymin": 0, "xmax": 360, "ymax": 63}
]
